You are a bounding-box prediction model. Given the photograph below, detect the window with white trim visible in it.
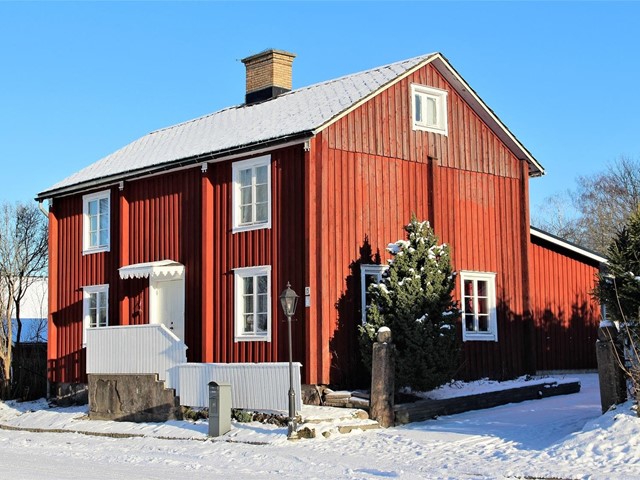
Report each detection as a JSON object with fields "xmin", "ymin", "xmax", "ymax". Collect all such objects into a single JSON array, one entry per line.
[
  {"xmin": 234, "ymin": 266, "xmax": 271, "ymax": 341},
  {"xmin": 411, "ymin": 84, "xmax": 448, "ymax": 135},
  {"xmin": 232, "ymin": 155, "xmax": 271, "ymax": 232},
  {"xmin": 460, "ymin": 271, "xmax": 497, "ymax": 341},
  {"xmin": 360, "ymin": 264, "xmax": 388, "ymax": 325},
  {"xmin": 82, "ymin": 190, "xmax": 110, "ymax": 254},
  {"xmin": 82, "ymin": 284, "xmax": 109, "ymax": 346}
]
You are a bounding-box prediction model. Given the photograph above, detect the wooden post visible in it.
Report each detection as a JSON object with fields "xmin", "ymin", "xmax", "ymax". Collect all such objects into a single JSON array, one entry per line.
[
  {"xmin": 369, "ymin": 327, "xmax": 395, "ymax": 427},
  {"xmin": 596, "ymin": 324, "xmax": 627, "ymax": 413}
]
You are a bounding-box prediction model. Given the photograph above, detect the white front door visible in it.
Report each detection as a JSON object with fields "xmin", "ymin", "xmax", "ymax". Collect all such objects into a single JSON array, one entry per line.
[{"xmin": 150, "ymin": 278, "xmax": 185, "ymax": 343}]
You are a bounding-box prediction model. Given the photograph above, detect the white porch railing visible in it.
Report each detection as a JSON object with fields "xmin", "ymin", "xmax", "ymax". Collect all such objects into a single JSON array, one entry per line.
[
  {"xmin": 166, "ymin": 362, "xmax": 303, "ymax": 412},
  {"xmin": 86, "ymin": 324, "xmax": 187, "ymax": 381},
  {"xmin": 86, "ymin": 325, "xmax": 303, "ymax": 412}
]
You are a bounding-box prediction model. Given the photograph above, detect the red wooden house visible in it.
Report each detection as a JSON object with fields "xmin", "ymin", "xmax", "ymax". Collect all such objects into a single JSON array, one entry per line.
[{"xmin": 36, "ymin": 50, "xmax": 604, "ymax": 394}]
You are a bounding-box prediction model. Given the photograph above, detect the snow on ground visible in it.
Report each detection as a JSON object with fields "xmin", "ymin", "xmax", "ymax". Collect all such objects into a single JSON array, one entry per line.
[
  {"xmin": 0, "ymin": 373, "xmax": 639, "ymax": 479},
  {"xmin": 419, "ymin": 374, "xmax": 578, "ymax": 400}
]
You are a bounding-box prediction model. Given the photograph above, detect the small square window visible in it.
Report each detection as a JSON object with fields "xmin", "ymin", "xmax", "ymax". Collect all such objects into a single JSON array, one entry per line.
[
  {"xmin": 82, "ymin": 284, "xmax": 109, "ymax": 346},
  {"xmin": 234, "ymin": 266, "xmax": 271, "ymax": 341},
  {"xmin": 411, "ymin": 84, "xmax": 448, "ymax": 135},
  {"xmin": 232, "ymin": 155, "xmax": 272, "ymax": 233},
  {"xmin": 460, "ymin": 271, "xmax": 497, "ymax": 342},
  {"xmin": 82, "ymin": 190, "xmax": 110, "ymax": 254}
]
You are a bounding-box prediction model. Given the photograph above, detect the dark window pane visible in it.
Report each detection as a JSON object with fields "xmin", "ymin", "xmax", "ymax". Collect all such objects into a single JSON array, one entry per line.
[
  {"xmin": 255, "ymin": 203, "xmax": 267, "ymax": 222},
  {"xmin": 257, "ymin": 275, "xmax": 267, "ymax": 294},
  {"xmin": 257, "ymin": 314, "xmax": 268, "ymax": 332},
  {"xmin": 240, "ymin": 169, "xmax": 252, "ymax": 187},
  {"xmin": 241, "ymin": 206, "xmax": 252, "ymax": 224},
  {"xmin": 477, "ymin": 297, "xmax": 488, "ymax": 315},
  {"xmin": 244, "ymin": 314, "xmax": 254, "ymax": 333},
  {"xmin": 464, "ymin": 280, "xmax": 474, "ymax": 296},
  {"xmin": 465, "ymin": 313, "xmax": 475, "ymax": 331},
  {"xmin": 478, "ymin": 315, "xmax": 489, "ymax": 332},
  {"xmin": 241, "ymin": 187, "xmax": 252, "ymax": 206},
  {"xmin": 415, "ymin": 94, "xmax": 422, "ymax": 122},
  {"xmin": 243, "ymin": 296, "xmax": 253, "ymax": 314},
  {"xmin": 243, "ymin": 277, "xmax": 253, "ymax": 295},
  {"xmin": 465, "ymin": 298, "xmax": 474, "ymax": 313},
  {"xmin": 256, "ymin": 165, "xmax": 268, "ymax": 185}
]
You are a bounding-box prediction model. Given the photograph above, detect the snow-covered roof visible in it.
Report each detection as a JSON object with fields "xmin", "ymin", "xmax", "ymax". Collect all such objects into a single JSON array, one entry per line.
[
  {"xmin": 37, "ymin": 52, "xmax": 543, "ymax": 199},
  {"xmin": 530, "ymin": 226, "xmax": 607, "ymax": 264}
]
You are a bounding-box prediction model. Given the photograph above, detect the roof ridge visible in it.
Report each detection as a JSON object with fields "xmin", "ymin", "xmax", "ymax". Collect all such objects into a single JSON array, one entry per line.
[
  {"xmin": 148, "ymin": 52, "xmax": 437, "ymax": 136},
  {"xmin": 281, "ymin": 52, "xmax": 436, "ymax": 95}
]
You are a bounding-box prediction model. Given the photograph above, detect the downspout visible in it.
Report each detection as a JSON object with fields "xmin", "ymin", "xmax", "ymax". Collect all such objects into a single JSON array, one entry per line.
[{"xmin": 37, "ymin": 200, "xmax": 49, "ymax": 219}]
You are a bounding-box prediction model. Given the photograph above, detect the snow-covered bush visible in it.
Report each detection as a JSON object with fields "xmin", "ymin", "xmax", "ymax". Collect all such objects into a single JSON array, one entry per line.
[{"xmin": 359, "ymin": 217, "xmax": 460, "ymax": 391}]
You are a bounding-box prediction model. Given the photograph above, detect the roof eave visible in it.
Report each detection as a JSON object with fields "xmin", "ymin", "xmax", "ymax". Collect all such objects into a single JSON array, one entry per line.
[
  {"xmin": 35, "ymin": 131, "xmax": 314, "ymax": 201},
  {"xmin": 530, "ymin": 226, "xmax": 607, "ymax": 264}
]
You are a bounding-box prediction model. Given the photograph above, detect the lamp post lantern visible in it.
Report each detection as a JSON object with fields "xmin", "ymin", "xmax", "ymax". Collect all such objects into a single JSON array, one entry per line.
[{"xmin": 279, "ymin": 282, "xmax": 299, "ymax": 439}]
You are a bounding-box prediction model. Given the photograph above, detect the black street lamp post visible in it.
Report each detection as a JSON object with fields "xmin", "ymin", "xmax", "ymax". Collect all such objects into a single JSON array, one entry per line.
[{"xmin": 279, "ymin": 282, "xmax": 299, "ymax": 440}]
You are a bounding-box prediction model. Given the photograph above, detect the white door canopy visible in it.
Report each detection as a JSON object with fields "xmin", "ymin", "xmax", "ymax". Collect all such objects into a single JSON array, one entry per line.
[{"xmin": 118, "ymin": 260, "xmax": 185, "ymax": 280}]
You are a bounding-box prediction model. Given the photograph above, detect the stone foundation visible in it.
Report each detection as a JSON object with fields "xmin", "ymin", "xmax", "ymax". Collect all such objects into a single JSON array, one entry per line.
[
  {"xmin": 50, "ymin": 382, "xmax": 89, "ymax": 406},
  {"xmin": 88, "ymin": 374, "xmax": 182, "ymax": 422}
]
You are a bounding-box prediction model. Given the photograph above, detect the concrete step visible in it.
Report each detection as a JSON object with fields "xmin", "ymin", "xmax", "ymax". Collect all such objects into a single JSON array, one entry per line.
[{"xmin": 296, "ymin": 405, "xmax": 379, "ymax": 438}]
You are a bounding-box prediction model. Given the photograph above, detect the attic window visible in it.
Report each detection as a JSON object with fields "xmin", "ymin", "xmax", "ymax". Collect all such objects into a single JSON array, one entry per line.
[{"xmin": 411, "ymin": 84, "xmax": 448, "ymax": 136}]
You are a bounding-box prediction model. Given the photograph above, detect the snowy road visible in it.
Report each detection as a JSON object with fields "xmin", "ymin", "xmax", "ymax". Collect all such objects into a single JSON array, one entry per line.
[{"xmin": 1, "ymin": 374, "xmax": 639, "ymax": 479}]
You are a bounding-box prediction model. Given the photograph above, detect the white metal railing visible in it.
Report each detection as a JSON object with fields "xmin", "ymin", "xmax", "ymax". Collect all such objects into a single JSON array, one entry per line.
[
  {"xmin": 166, "ymin": 362, "xmax": 303, "ymax": 412},
  {"xmin": 86, "ymin": 324, "xmax": 187, "ymax": 381}
]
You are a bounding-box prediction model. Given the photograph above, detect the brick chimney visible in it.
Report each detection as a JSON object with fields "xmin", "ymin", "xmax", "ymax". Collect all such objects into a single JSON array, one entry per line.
[{"xmin": 241, "ymin": 49, "xmax": 296, "ymax": 104}]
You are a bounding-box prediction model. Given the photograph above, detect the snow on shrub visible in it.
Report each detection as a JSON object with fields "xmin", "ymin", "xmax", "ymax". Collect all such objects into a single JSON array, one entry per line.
[{"xmin": 359, "ymin": 216, "xmax": 460, "ymax": 391}]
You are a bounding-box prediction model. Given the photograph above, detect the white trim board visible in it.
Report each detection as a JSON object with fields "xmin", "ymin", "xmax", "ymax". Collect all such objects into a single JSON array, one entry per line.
[{"xmin": 530, "ymin": 227, "xmax": 607, "ymax": 264}]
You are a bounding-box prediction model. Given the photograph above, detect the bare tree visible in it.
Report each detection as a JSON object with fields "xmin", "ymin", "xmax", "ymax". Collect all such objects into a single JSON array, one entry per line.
[
  {"xmin": 531, "ymin": 191, "xmax": 583, "ymax": 244},
  {"xmin": 572, "ymin": 156, "xmax": 640, "ymax": 254},
  {"xmin": 532, "ymin": 156, "xmax": 640, "ymax": 254},
  {"xmin": 0, "ymin": 202, "xmax": 48, "ymax": 397}
]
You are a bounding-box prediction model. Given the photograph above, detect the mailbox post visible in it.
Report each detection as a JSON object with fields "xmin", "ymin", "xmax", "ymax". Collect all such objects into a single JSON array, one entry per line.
[{"xmin": 208, "ymin": 381, "xmax": 231, "ymax": 437}]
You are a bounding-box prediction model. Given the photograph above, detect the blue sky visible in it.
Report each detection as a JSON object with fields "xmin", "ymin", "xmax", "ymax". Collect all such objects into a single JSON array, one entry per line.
[{"xmin": 1, "ymin": 1, "xmax": 639, "ymax": 215}]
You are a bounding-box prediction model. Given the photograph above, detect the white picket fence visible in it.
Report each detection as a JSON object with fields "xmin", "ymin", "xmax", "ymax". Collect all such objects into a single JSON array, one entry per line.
[{"xmin": 86, "ymin": 324, "xmax": 302, "ymax": 412}]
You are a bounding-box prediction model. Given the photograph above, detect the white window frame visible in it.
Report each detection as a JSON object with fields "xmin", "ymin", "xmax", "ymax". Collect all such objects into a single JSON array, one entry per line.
[
  {"xmin": 82, "ymin": 190, "xmax": 111, "ymax": 254},
  {"xmin": 360, "ymin": 264, "xmax": 389, "ymax": 325},
  {"xmin": 234, "ymin": 265, "xmax": 272, "ymax": 342},
  {"xmin": 411, "ymin": 84, "xmax": 448, "ymax": 136},
  {"xmin": 82, "ymin": 284, "xmax": 109, "ymax": 347},
  {"xmin": 460, "ymin": 271, "xmax": 497, "ymax": 342},
  {"xmin": 232, "ymin": 155, "xmax": 272, "ymax": 233}
]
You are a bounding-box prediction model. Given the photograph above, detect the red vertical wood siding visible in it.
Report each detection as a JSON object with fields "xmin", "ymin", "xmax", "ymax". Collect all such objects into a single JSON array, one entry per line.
[
  {"xmin": 205, "ymin": 146, "xmax": 306, "ymax": 366},
  {"xmin": 48, "ymin": 146, "xmax": 306, "ymax": 384},
  {"xmin": 307, "ymin": 62, "xmax": 531, "ymax": 384},
  {"xmin": 529, "ymin": 237, "xmax": 601, "ymax": 370},
  {"xmin": 125, "ymin": 170, "xmax": 202, "ymax": 361},
  {"xmin": 48, "ymin": 187, "xmax": 121, "ymax": 383}
]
